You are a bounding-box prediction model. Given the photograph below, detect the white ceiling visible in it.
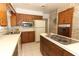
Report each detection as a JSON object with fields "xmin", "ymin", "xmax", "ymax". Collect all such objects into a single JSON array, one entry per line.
[{"xmin": 12, "ymin": 3, "xmax": 72, "ymax": 13}]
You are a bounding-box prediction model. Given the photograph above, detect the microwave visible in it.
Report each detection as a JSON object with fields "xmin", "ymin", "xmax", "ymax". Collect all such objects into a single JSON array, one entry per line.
[{"xmin": 21, "ymin": 22, "xmax": 33, "ymax": 27}]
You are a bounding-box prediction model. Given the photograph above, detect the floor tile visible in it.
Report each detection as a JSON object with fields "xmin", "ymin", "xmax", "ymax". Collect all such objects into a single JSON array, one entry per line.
[{"xmin": 22, "ymin": 42, "xmax": 42, "ymax": 56}]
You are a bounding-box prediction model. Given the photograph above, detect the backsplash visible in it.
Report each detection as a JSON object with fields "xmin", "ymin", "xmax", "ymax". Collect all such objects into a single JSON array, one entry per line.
[{"xmin": 0, "ymin": 26, "xmax": 7, "ymax": 33}]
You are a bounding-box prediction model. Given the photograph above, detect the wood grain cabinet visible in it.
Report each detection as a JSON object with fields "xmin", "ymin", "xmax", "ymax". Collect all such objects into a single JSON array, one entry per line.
[
  {"xmin": 58, "ymin": 8, "xmax": 74, "ymax": 24},
  {"xmin": 21, "ymin": 31, "xmax": 35, "ymax": 43},
  {"xmin": 11, "ymin": 13, "xmax": 16, "ymax": 26},
  {"xmin": 58, "ymin": 8, "xmax": 74, "ymax": 37},
  {"xmin": 0, "ymin": 3, "xmax": 7, "ymax": 26},
  {"xmin": 0, "ymin": 3, "xmax": 16, "ymax": 26},
  {"xmin": 16, "ymin": 13, "xmax": 43, "ymax": 25},
  {"xmin": 40, "ymin": 36, "xmax": 74, "ymax": 56}
]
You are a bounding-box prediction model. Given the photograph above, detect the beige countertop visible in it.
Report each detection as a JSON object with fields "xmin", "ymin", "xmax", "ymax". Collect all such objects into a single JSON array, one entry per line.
[
  {"xmin": 19, "ymin": 27, "xmax": 35, "ymax": 32},
  {"xmin": 0, "ymin": 33, "xmax": 20, "ymax": 56},
  {"xmin": 40, "ymin": 33, "xmax": 79, "ymax": 56}
]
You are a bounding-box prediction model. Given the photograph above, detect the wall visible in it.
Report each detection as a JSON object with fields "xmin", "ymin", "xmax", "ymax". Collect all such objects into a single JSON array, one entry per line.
[
  {"xmin": 57, "ymin": 3, "xmax": 75, "ymax": 13},
  {"xmin": 43, "ymin": 13, "xmax": 49, "ymax": 33},
  {"xmin": 49, "ymin": 9, "xmax": 57, "ymax": 34},
  {"xmin": 72, "ymin": 6, "xmax": 79, "ymax": 39}
]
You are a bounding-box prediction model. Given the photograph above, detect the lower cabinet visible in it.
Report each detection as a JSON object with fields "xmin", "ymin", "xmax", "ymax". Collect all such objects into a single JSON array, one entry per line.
[
  {"xmin": 40, "ymin": 36, "xmax": 74, "ymax": 56},
  {"xmin": 21, "ymin": 31, "xmax": 35, "ymax": 43}
]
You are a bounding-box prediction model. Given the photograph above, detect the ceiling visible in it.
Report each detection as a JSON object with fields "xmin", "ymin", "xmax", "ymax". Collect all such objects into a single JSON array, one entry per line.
[{"xmin": 12, "ymin": 3, "xmax": 72, "ymax": 13}]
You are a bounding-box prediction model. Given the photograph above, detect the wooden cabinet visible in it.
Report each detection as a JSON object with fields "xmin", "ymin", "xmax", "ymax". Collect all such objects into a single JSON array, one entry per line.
[
  {"xmin": 16, "ymin": 13, "xmax": 43, "ymax": 25},
  {"xmin": 11, "ymin": 13, "xmax": 16, "ymax": 26},
  {"xmin": 58, "ymin": 8, "xmax": 74, "ymax": 37},
  {"xmin": 58, "ymin": 8, "xmax": 74, "ymax": 24},
  {"xmin": 0, "ymin": 3, "xmax": 7, "ymax": 26},
  {"xmin": 21, "ymin": 31, "xmax": 35, "ymax": 43},
  {"xmin": 0, "ymin": 3, "xmax": 16, "ymax": 26},
  {"xmin": 40, "ymin": 36, "xmax": 63, "ymax": 56},
  {"xmin": 16, "ymin": 14, "xmax": 23, "ymax": 25},
  {"xmin": 40, "ymin": 36, "xmax": 74, "ymax": 56},
  {"xmin": 63, "ymin": 50, "xmax": 74, "ymax": 56}
]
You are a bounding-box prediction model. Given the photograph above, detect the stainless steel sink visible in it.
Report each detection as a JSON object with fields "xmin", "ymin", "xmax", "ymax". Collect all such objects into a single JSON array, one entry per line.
[{"xmin": 47, "ymin": 35, "xmax": 79, "ymax": 45}]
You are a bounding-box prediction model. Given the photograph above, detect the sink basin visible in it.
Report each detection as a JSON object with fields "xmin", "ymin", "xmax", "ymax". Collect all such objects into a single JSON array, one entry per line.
[
  {"xmin": 47, "ymin": 35, "xmax": 79, "ymax": 45},
  {"xmin": 3, "ymin": 32, "xmax": 20, "ymax": 35}
]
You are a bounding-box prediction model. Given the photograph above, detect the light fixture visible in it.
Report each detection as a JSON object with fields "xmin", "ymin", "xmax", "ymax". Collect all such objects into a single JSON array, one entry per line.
[{"xmin": 41, "ymin": 4, "xmax": 47, "ymax": 13}]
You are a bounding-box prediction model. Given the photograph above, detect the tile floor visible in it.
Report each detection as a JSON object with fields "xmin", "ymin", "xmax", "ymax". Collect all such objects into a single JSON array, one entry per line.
[{"xmin": 22, "ymin": 42, "xmax": 42, "ymax": 56}]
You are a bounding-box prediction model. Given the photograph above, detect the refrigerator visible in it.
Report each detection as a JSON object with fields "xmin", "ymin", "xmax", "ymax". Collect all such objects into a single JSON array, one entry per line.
[{"xmin": 34, "ymin": 20, "xmax": 45, "ymax": 42}]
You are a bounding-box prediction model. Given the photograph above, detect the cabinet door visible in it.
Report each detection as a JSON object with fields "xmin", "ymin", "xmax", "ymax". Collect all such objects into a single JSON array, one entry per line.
[
  {"xmin": 29, "ymin": 31, "xmax": 35, "ymax": 42},
  {"xmin": 0, "ymin": 4, "xmax": 7, "ymax": 26},
  {"xmin": 40, "ymin": 36, "xmax": 63, "ymax": 56},
  {"xmin": 40, "ymin": 36, "xmax": 49, "ymax": 56},
  {"xmin": 58, "ymin": 12, "xmax": 65, "ymax": 24},
  {"xmin": 11, "ymin": 13, "xmax": 16, "ymax": 26},
  {"xmin": 0, "ymin": 11, "xmax": 7, "ymax": 26},
  {"xmin": 44, "ymin": 37, "xmax": 63, "ymax": 56},
  {"xmin": 63, "ymin": 50, "xmax": 74, "ymax": 56},
  {"xmin": 21, "ymin": 32, "xmax": 29, "ymax": 43},
  {"xmin": 21, "ymin": 31, "xmax": 35, "ymax": 43},
  {"xmin": 64, "ymin": 8, "xmax": 74, "ymax": 24},
  {"xmin": 16, "ymin": 14, "xmax": 23, "ymax": 25},
  {"xmin": 58, "ymin": 8, "xmax": 74, "ymax": 24}
]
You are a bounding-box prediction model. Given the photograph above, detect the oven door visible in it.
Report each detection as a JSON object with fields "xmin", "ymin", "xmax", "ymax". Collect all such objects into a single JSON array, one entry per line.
[{"xmin": 58, "ymin": 27, "xmax": 71, "ymax": 37}]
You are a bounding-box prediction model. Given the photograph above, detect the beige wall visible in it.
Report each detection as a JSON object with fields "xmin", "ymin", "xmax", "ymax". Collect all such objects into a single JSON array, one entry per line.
[
  {"xmin": 72, "ymin": 6, "xmax": 79, "ymax": 39},
  {"xmin": 49, "ymin": 9, "xmax": 57, "ymax": 34}
]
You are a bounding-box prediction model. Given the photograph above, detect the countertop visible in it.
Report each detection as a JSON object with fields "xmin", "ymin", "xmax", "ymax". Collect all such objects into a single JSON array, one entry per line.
[
  {"xmin": 0, "ymin": 33, "xmax": 20, "ymax": 56},
  {"xmin": 40, "ymin": 33, "xmax": 79, "ymax": 56},
  {"xmin": 19, "ymin": 27, "xmax": 35, "ymax": 32}
]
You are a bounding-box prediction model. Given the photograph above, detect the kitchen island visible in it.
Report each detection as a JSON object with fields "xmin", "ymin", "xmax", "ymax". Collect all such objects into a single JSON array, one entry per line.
[
  {"xmin": 0, "ymin": 33, "xmax": 21, "ymax": 56},
  {"xmin": 40, "ymin": 33, "xmax": 79, "ymax": 56}
]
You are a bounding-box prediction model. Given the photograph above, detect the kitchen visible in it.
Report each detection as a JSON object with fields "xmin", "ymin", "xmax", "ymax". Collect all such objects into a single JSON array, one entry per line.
[{"xmin": 0, "ymin": 3, "xmax": 79, "ymax": 56}]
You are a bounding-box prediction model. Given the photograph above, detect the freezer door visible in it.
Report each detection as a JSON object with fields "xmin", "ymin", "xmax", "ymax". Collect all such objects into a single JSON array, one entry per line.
[
  {"xmin": 34, "ymin": 20, "xmax": 45, "ymax": 27},
  {"xmin": 35, "ymin": 28, "xmax": 45, "ymax": 41}
]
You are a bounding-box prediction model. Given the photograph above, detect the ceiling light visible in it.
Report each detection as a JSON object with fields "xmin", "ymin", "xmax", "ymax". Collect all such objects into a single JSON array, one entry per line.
[{"xmin": 41, "ymin": 5, "xmax": 46, "ymax": 8}]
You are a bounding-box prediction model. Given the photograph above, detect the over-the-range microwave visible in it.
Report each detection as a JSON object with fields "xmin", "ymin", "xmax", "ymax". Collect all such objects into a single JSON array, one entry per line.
[{"xmin": 21, "ymin": 21, "xmax": 33, "ymax": 27}]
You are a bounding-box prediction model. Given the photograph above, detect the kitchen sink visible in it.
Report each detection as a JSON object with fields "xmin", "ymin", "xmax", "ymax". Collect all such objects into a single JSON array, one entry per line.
[
  {"xmin": 3, "ymin": 32, "xmax": 20, "ymax": 35},
  {"xmin": 47, "ymin": 35, "xmax": 79, "ymax": 45}
]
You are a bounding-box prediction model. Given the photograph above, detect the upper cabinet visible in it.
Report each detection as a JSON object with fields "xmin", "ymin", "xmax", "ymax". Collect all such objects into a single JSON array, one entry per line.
[
  {"xmin": 0, "ymin": 3, "xmax": 16, "ymax": 26},
  {"xmin": 0, "ymin": 3, "xmax": 7, "ymax": 26},
  {"xmin": 11, "ymin": 13, "xmax": 16, "ymax": 26},
  {"xmin": 58, "ymin": 7, "xmax": 74, "ymax": 37},
  {"xmin": 16, "ymin": 13, "xmax": 43, "ymax": 25},
  {"xmin": 7, "ymin": 3, "xmax": 16, "ymax": 26},
  {"xmin": 58, "ymin": 8, "xmax": 74, "ymax": 24}
]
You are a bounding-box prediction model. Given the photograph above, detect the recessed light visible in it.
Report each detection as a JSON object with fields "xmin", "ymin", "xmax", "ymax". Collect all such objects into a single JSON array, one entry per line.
[{"xmin": 41, "ymin": 5, "xmax": 46, "ymax": 7}]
